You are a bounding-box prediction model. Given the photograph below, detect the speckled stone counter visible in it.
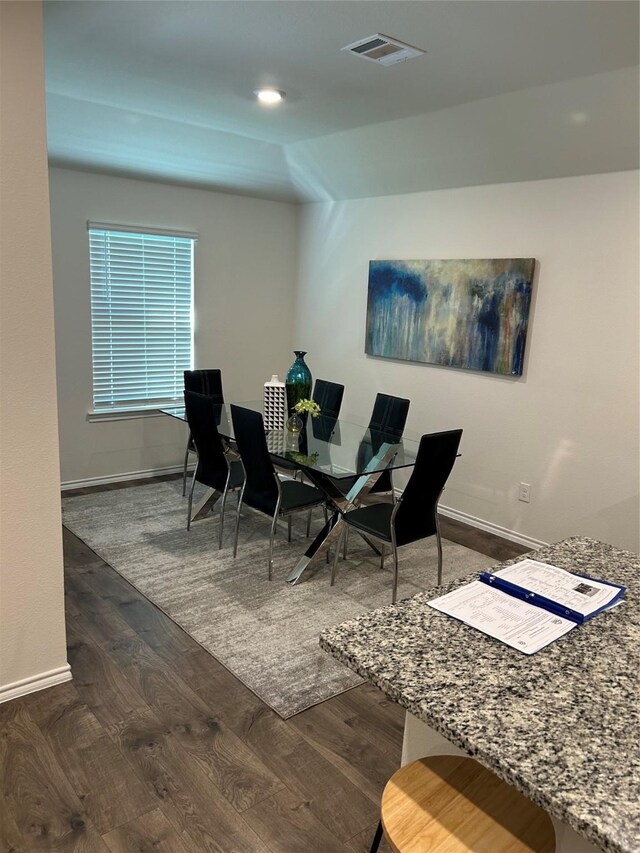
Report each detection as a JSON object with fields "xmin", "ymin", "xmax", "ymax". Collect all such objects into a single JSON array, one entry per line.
[{"xmin": 320, "ymin": 537, "xmax": 640, "ymax": 853}]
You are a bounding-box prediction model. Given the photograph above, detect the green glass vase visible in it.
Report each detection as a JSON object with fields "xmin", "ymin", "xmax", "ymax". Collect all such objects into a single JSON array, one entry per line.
[{"xmin": 285, "ymin": 351, "xmax": 312, "ymax": 415}]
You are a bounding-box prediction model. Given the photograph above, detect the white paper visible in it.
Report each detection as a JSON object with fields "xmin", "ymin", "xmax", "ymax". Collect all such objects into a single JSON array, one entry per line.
[
  {"xmin": 428, "ymin": 581, "xmax": 576, "ymax": 654},
  {"xmin": 491, "ymin": 559, "xmax": 620, "ymax": 617}
]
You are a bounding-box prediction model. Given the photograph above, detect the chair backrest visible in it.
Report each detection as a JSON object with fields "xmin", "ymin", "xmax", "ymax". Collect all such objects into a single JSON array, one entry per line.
[
  {"xmin": 230, "ymin": 405, "xmax": 279, "ymax": 516},
  {"xmin": 312, "ymin": 379, "xmax": 344, "ymax": 420},
  {"xmin": 368, "ymin": 393, "xmax": 410, "ymax": 439},
  {"xmin": 360, "ymin": 393, "xmax": 411, "ymax": 492},
  {"xmin": 184, "ymin": 369, "xmax": 224, "ymax": 403},
  {"xmin": 184, "ymin": 391, "xmax": 229, "ymax": 490},
  {"xmin": 393, "ymin": 429, "xmax": 463, "ymax": 547}
]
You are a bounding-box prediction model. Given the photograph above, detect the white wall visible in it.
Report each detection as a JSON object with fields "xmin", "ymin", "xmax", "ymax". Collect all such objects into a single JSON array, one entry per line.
[
  {"xmin": 0, "ymin": 2, "xmax": 69, "ymax": 701},
  {"xmin": 287, "ymin": 67, "xmax": 639, "ymax": 202},
  {"xmin": 295, "ymin": 171, "xmax": 640, "ymax": 552},
  {"xmin": 48, "ymin": 167, "xmax": 640, "ymax": 551},
  {"xmin": 50, "ymin": 167, "xmax": 299, "ymax": 484}
]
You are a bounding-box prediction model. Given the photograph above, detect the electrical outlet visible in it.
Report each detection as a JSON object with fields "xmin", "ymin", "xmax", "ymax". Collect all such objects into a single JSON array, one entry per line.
[{"xmin": 518, "ymin": 482, "xmax": 531, "ymax": 503}]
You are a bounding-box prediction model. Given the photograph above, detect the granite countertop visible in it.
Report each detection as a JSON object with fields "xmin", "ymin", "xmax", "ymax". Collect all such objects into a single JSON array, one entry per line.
[{"xmin": 320, "ymin": 537, "xmax": 640, "ymax": 853}]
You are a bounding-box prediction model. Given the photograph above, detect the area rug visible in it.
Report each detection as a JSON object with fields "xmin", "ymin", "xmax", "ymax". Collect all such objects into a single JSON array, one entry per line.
[{"xmin": 62, "ymin": 480, "xmax": 495, "ymax": 717}]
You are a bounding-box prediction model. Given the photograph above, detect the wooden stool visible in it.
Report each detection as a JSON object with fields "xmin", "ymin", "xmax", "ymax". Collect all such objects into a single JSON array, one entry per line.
[{"xmin": 371, "ymin": 755, "xmax": 556, "ymax": 852}]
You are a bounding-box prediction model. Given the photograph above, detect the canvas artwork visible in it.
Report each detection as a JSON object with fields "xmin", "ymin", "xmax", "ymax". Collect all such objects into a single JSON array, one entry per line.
[{"xmin": 365, "ymin": 258, "xmax": 535, "ymax": 376}]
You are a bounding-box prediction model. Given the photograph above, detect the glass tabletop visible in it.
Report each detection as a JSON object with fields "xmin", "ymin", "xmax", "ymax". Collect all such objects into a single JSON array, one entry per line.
[{"xmin": 162, "ymin": 400, "xmax": 420, "ymax": 480}]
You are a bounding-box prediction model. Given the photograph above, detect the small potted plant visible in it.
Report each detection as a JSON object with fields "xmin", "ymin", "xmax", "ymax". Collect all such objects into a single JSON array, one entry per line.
[{"xmin": 287, "ymin": 398, "xmax": 321, "ymax": 433}]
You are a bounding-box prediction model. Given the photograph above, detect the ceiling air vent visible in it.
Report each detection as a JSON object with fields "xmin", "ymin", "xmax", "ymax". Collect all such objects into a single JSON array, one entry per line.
[{"xmin": 341, "ymin": 33, "xmax": 425, "ymax": 66}]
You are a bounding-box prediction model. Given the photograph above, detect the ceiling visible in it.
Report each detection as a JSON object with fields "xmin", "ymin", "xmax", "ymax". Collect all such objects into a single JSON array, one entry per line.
[{"xmin": 43, "ymin": 1, "xmax": 640, "ymax": 203}]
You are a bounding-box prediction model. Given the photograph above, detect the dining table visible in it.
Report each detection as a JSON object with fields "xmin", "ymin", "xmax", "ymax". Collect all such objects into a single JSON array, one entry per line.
[{"xmin": 162, "ymin": 400, "xmax": 421, "ymax": 585}]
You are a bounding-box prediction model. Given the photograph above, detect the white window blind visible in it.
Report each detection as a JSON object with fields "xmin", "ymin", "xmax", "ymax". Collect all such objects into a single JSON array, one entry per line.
[{"xmin": 88, "ymin": 224, "xmax": 195, "ymax": 412}]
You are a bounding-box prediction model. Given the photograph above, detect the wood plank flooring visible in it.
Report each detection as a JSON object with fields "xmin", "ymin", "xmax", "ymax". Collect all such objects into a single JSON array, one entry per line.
[{"xmin": 1, "ymin": 478, "xmax": 528, "ymax": 852}]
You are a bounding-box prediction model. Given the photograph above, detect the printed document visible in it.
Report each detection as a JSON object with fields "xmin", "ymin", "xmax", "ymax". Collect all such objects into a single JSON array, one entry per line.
[
  {"xmin": 428, "ymin": 581, "xmax": 576, "ymax": 654},
  {"xmin": 489, "ymin": 559, "xmax": 621, "ymax": 617},
  {"xmin": 427, "ymin": 559, "xmax": 624, "ymax": 654}
]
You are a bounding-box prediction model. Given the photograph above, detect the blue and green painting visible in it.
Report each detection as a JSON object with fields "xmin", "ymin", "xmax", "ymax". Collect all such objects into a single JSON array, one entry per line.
[{"xmin": 365, "ymin": 258, "xmax": 535, "ymax": 376}]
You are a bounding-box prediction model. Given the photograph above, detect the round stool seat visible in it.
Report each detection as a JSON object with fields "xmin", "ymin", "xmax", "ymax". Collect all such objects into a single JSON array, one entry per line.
[{"xmin": 380, "ymin": 755, "xmax": 555, "ymax": 853}]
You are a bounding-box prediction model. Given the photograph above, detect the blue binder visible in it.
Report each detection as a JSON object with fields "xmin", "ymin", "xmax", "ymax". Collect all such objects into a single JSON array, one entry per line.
[{"xmin": 479, "ymin": 571, "xmax": 626, "ymax": 624}]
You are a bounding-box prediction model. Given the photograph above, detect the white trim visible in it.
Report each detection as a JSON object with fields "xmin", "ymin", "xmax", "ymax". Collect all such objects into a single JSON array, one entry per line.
[
  {"xmin": 87, "ymin": 220, "xmax": 198, "ymax": 240},
  {"xmin": 61, "ymin": 464, "xmax": 191, "ymax": 491},
  {"xmin": 61, "ymin": 466, "xmax": 546, "ymax": 551},
  {"xmin": 394, "ymin": 482, "xmax": 549, "ymax": 549},
  {"xmin": 438, "ymin": 503, "xmax": 548, "ymax": 550},
  {"xmin": 389, "ymin": 487, "xmax": 547, "ymax": 550},
  {"xmin": 0, "ymin": 664, "xmax": 72, "ymax": 705}
]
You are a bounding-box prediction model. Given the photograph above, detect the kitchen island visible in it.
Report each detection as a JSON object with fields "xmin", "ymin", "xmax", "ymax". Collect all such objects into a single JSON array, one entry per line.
[{"xmin": 320, "ymin": 537, "xmax": 639, "ymax": 853}]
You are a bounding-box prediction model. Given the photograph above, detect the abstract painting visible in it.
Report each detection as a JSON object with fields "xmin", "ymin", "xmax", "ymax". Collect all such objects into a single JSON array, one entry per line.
[{"xmin": 365, "ymin": 258, "xmax": 535, "ymax": 375}]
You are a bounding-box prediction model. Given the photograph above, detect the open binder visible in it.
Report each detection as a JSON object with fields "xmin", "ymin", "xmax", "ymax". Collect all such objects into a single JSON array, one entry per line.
[
  {"xmin": 428, "ymin": 559, "xmax": 626, "ymax": 654},
  {"xmin": 478, "ymin": 566, "xmax": 625, "ymax": 624}
]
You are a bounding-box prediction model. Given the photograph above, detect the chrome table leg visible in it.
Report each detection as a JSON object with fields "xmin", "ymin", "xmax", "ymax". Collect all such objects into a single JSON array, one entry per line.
[
  {"xmin": 189, "ymin": 487, "xmax": 221, "ymax": 522},
  {"xmin": 285, "ymin": 442, "xmax": 399, "ymax": 586}
]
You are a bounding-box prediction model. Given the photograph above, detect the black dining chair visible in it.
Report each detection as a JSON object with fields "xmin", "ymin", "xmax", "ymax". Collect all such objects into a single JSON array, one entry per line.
[
  {"xmin": 333, "ymin": 393, "xmax": 410, "ymax": 496},
  {"xmin": 312, "ymin": 379, "xmax": 344, "ymax": 420},
  {"xmin": 271, "ymin": 378, "xmax": 345, "ymax": 478},
  {"xmin": 184, "ymin": 391, "xmax": 244, "ymax": 548},
  {"xmin": 331, "ymin": 429, "xmax": 463, "ymax": 603},
  {"xmin": 335, "ymin": 392, "xmax": 410, "ymax": 558},
  {"xmin": 182, "ymin": 369, "xmax": 224, "ymax": 495},
  {"xmin": 363, "ymin": 392, "xmax": 410, "ymax": 496},
  {"xmin": 231, "ymin": 405, "xmax": 327, "ymax": 579}
]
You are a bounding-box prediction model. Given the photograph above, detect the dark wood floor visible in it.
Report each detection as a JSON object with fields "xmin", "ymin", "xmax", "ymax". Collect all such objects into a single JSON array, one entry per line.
[{"xmin": 1, "ymin": 479, "xmax": 528, "ymax": 852}]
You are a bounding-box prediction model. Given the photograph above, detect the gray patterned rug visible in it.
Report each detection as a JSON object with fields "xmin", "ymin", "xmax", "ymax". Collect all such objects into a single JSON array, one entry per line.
[{"xmin": 62, "ymin": 479, "xmax": 495, "ymax": 717}]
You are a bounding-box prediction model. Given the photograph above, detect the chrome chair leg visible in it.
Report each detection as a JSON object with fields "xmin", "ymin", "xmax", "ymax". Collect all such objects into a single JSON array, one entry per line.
[
  {"xmin": 380, "ymin": 544, "xmax": 385, "ymax": 570},
  {"xmin": 331, "ymin": 528, "xmax": 346, "ymax": 586},
  {"xmin": 287, "ymin": 516, "xmax": 292, "ymax": 543},
  {"xmin": 186, "ymin": 468, "xmax": 198, "ymax": 531},
  {"xmin": 182, "ymin": 436, "xmax": 191, "ymax": 496},
  {"xmin": 435, "ymin": 513, "xmax": 443, "ymax": 584},
  {"xmin": 306, "ymin": 508, "xmax": 312, "ymax": 538},
  {"xmin": 218, "ymin": 489, "xmax": 228, "ymax": 550},
  {"xmin": 269, "ymin": 514, "xmax": 278, "ymax": 580},
  {"xmin": 323, "ymin": 505, "xmax": 331, "ymax": 563},
  {"xmin": 233, "ymin": 487, "xmax": 245, "ymax": 558},
  {"xmin": 391, "ymin": 544, "xmax": 399, "ymax": 604},
  {"xmin": 343, "ymin": 527, "xmax": 349, "ymax": 559}
]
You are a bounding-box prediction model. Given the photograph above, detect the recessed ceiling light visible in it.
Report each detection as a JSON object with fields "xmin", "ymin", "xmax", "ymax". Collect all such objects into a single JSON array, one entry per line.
[{"xmin": 254, "ymin": 88, "xmax": 285, "ymax": 105}]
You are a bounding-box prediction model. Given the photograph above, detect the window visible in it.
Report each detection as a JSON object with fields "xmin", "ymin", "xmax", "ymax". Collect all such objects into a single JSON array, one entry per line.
[{"xmin": 88, "ymin": 222, "xmax": 196, "ymax": 414}]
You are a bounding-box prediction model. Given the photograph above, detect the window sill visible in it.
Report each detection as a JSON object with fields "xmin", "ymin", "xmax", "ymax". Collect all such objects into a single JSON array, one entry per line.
[{"xmin": 87, "ymin": 407, "xmax": 175, "ymax": 423}]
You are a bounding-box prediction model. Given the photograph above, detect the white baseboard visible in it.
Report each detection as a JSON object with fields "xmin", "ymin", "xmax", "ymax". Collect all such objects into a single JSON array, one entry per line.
[
  {"xmin": 61, "ymin": 464, "xmax": 192, "ymax": 491},
  {"xmin": 61, "ymin": 468, "xmax": 546, "ymax": 551},
  {"xmin": 438, "ymin": 503, "xmax": 548, "ymax": 551},
  {"xmin": 0, "ymin": 664, "xmax": 72, "ymax": 704}
]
